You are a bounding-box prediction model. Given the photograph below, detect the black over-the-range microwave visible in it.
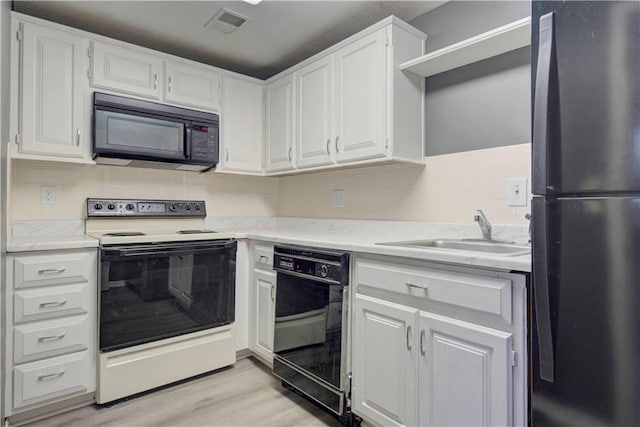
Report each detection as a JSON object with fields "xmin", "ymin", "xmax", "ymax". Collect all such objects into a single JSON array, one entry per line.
[{"xmin": 93, "ymin": 92, "xmax": 219, "ymax": 171}]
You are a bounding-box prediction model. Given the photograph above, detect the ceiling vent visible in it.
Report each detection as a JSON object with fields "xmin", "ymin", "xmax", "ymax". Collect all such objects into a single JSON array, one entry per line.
[{"xmin": 204, "ymin": 8, "xmax": 252, "ymax": 34}]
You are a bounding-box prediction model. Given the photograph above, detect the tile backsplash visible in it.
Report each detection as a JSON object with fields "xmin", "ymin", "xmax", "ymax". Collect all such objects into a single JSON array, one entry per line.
[
  {"xmin": 9, "ymin": 161, "xmax": 279, "ymax": 222},
  {"xmin": 278, "ymin": 143, "xmax": 531, "ymax": 223},
  {"xmin": 10, "ymin": 144, "xmax": 531, "ymax": 225}
]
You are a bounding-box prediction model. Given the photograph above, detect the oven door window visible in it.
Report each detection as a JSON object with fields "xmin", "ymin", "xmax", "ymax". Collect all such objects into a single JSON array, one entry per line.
[
  {"xmin": 99, "ymin": 241, "xmax": 236, "ymax": 351},
  {"xmin": 273, "ymin": 273, "xmax": 344, "ymax": 389},
  {"xmin": 94, "ymin": 109, "xmax": 187, "ymax": 160}
]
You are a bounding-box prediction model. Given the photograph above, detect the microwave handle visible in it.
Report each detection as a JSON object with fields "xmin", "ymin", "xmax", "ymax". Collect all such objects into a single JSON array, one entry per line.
[{"xmin": 184, "ymin": 127, "xmax": 192, "ymax": 159}]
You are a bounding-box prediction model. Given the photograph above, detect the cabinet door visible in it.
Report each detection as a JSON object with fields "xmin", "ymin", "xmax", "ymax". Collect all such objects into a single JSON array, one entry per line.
[
  {"xmin": 20, "ymin": 22, "xmax": 87, "ymax": 158},
  {"xmin": 265, "ymin": 74, "xmax": 295, "ymax": 172},
  {"xmin": 91, "ymin": 41, "xmax": 162, "ymax": 99},
  {"xmin": 419, "ymin": 312, "xmax": 513, "ymax": 426},
  {"xmin": 353, "ymin": 294, "xmax": 417, "ymax": 427},
  {"xmin": 296, "ymin": 56, "xmax": 334, "ymax": 168},
  {"xmin": 253, "ymin": 269, "xmax": 276, "ymax": 361},
  {"xmin": 334, "ymin": 28, "xmax": 387, "ymax": 163},
  {"xmin": 164, "ymin": 61, "xmax": 221, "ymax": 111},
  {"xmin": 220, "ymin": 76, "xmax": 264, "ymax": 173}
]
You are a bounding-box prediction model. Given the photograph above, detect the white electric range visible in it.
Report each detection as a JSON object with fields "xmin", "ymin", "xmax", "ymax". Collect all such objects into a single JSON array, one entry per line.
[{"xmin": 86, "ymin": 198, "xmax": 237, "ymax": 404}]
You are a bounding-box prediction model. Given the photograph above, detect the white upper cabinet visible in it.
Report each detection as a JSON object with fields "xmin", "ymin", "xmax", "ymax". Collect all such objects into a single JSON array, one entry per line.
[
  {"xmin": 219, "ymin": 76, "xmax": 264, "ymax": 173},
  {"xmin": 264, "ymin": 17, "xmax": 426, "ymax": 175},
  {"xmin": 164, "ymin": 61, "xmax": 221, "ymax": 111},
  {"xmin": 334, "ymin": 28, "xmax": 387, "ymax": 163},
  {"xmin": 90, "ymin": 41, "xmax": 163, "ymax": 99},
  {"xmin": 265, "ymin": 73, "xmax": 295, "ymax": 172},
  {"xmin": 18, "ymin": 22, "xmax": 88, "ymax": 160},
  {"xmin": 296, "ymin": 56, "xmax": 334, "ymax": 168}
]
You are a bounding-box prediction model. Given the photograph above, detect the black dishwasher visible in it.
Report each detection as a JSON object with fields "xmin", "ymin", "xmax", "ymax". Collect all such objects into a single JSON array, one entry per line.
[{"xmin": 272, "ymin": 245, "xmax": 354, "ymax": 422}]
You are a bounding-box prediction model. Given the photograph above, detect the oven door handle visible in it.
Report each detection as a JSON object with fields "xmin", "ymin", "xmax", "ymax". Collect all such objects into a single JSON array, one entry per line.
[{"xmin": 103, "ymin": 242, "xmax": 235, "ymax": 258}]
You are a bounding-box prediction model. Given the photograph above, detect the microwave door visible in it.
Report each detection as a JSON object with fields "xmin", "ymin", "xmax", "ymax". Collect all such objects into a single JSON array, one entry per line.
[{"xmin": 94, "ymin": 109, "xmax": 188, "ymax": 161}]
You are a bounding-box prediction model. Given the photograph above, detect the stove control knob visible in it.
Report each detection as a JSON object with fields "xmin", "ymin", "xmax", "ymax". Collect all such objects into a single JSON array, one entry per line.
[
  {"xmin": 320, "ymin": 264, "xmax": 329, "ymax": 278},
  {"xmin": 107, "ymin": 203, "xmax": 116, "ymax": 210},
  {"xmin": 126, "ymin": 203, "xmax": 135, "ymax": 211},
  {"xmin": 185, "ymin": 204, "xmax": 191, "ymax": 211},
  {"xmin": 94, "ymin": 203, "xmax": 103, "ymax": 211},
  {"xmin": 169, "ymin": 204, "xmax": 176, "ymax": 211},
  {"xmin": 194, "ymin": 204, "xmax": 201, "ymax": 211}
]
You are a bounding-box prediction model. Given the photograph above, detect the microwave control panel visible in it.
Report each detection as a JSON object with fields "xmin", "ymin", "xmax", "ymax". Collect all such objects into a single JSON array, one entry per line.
[{"xmin": 87, "ymin": 198, "xmax": 206, "ymax": 218}]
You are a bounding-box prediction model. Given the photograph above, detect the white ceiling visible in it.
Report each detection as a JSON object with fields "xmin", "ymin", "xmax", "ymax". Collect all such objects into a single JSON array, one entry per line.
[{"xmin": 13, "ymin": 1, "xmax": 444, "ymax": 80}]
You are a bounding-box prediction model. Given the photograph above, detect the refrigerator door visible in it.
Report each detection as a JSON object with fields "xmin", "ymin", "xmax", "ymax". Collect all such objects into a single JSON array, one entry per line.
[
  {"xmin": 531, "ymin": 195, "xmax": 640, "ymax": 426},
  {"xmin": 532, "ymin": 1, "xmax": 640, "ymax": 195}
]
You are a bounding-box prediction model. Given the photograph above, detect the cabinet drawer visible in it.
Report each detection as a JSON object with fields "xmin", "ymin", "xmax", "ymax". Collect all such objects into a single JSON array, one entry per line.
[
  {"xmin": 254, "ymin": 244, "xmax": 274, "ymax": 268},
  {"xmin": 14, "ymin": 250, "xmax": 96, "ymax": 288},
  {"xmin": 14, "ymin": 282, "xmax": 92, "ymax": 324},
  {"xmin": 356, "ymin": 259, "xmax": 512, "ymax": 323},
  {"xmin": 14, "ymin": 315, "xmax": 92, "ymax": 364},
  {"xmin": 13, "ymin": 350, "xmax": 94, "ymax": 409}
]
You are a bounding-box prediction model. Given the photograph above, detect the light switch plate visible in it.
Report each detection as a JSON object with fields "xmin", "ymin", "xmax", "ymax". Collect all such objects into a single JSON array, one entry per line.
[
  {"xmin": 507, "ymin": 178, "xmax": 527, "ymax": 207},
  {"xmin": 332, "ymin": 189, "xmax": 345, "ymax": 208}
]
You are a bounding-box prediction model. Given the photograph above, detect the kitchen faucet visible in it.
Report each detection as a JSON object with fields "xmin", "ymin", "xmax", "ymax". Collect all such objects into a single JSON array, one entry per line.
[{"xmin": 474, "ymin": 209, "xmax": 492, "ymax": 240}]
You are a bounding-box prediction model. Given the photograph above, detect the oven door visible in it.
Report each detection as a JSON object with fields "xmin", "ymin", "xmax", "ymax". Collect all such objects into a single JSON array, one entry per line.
[
  {"xmin": 273, "ymin": 271, "xmax": 347, "ymax": 414},
  {"xmin": 99, "ymin": 239, "xmax": 236, "ymax": 352}
]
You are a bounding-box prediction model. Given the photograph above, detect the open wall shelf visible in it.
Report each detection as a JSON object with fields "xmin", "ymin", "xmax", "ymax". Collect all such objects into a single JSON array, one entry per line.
[{"xmin": 400, "ymin": 16, "xmax": 531, "ymax": 78}]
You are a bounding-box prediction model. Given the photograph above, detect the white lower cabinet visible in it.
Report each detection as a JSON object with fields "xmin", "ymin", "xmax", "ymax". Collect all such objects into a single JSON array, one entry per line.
[
  {"xmin": 353, "ymin": 294, "xmax": 417, "ymax": 427},
  {"xmin": 254, "ymin": 270, "xmax": 276, "ymax": 361},
  {"xmin": 352, "ymin": 257, "xmax": 526, "ymax": 427},
  {"xmin": 249, "ymin": 243, "xmax": 276, "ymax": 363},
  {"xmin": 419, "ymin": 312, "xmax": 513, "ymax": 427},
  {"xmin": 5, "ymin": 249, "xmax": 97, "ymax": 417}
]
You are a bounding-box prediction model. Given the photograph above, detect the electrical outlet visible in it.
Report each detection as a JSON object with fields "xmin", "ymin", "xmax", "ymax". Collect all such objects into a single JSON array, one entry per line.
[
  {"xmin": 507, "ymin": 178, "xmax": 527, "ymax": 207},
  {"xmin": 262, "ymin": 193, "xmax": 270, "ymax": 205},
  {"xmin": 332, "ymin": 189, "xmax": 345, "ymax": 208},
  {"xmin": 41, "ymin": 186, "xmax": 56, "ymax": 205}
]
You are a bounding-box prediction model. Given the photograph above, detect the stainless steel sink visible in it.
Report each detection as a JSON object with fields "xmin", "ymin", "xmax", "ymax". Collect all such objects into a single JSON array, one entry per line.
[{"xmin": 376, "ymin": 238, "xmax": 531, "ymax": 256}]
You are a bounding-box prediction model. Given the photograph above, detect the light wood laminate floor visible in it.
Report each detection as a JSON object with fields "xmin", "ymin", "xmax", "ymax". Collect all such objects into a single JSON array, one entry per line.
[{"xmin": 25, "ymin": 358, "xmax": 344, "ymax": 427}]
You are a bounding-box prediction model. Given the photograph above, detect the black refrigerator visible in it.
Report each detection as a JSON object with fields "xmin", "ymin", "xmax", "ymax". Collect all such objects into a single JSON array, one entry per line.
[{"xmin": 531, "ymin": 1, "xmax": 640, "ymax": 426}]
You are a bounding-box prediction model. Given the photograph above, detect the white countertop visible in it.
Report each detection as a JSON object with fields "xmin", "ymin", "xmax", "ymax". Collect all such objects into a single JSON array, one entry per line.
[
  {"xmin": 7, "ymin": 218, "xmax": 531, "ymax": 272},
  {"xmin": 7, "ymin": 235, "xmax": 99, "ymax": 252}
]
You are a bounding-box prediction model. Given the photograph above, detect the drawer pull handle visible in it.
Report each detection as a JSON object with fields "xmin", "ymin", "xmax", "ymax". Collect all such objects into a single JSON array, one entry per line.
[
  {"xmin": 38, "ymin": 371, "xmax": 65, "ymax": 381},
  {"xmin": 420, "ymin": 329, "xmax": 426, "ymax": 356},
  {"xmin": 38, "ymin": 333, "xmax": 66, "ymax": 342},
  {"xmin": 38, "ymin": 267, "xmax": 66, "ymax": 275},
  {"xmin": 39, "ymin": 300, "xmax": 67, "ymax": 308},
  {"xmin": 405, "ymin": 282, "xmax": 428, "ymax": 290},
  {"xmin": 259, "ymin": 255, "xmax": 269, "ymax": 262},
  {"xmin": 406, "ymin": 325, "xmax": 412, "ymax": 351}
]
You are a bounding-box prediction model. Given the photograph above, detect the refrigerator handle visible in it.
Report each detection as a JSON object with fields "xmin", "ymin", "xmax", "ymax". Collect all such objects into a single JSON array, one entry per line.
[
  {"xmin": 533, "ymin": 12, "xmax": 555, "ymax": 194},
  {"xmin": 533, "ymin": 198, "xmax": 555, "ymax": 383}
]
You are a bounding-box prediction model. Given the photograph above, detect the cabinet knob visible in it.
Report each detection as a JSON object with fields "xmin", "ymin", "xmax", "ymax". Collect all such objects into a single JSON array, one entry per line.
[
  {"xmin": 335, "ymin": 136, "xmax": 339, "ymax": 153},
  {"xmin": 326, "ymin": 139, "xmax": 330, "ymax": 154},
  {"xmin": 288, "ymin": 147, "xmax": 292, "ymax": 161},
  {"xmin": 420, "ymin": 329, "xmax": 426, "ymax": 356},
  {"xmin": 406, "ymin": 325, "xmax": 412, "ymax": 351},
  {"xmin": 76, "ymin": 129, "xmax": 80, "ymax": 146}
]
